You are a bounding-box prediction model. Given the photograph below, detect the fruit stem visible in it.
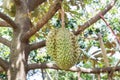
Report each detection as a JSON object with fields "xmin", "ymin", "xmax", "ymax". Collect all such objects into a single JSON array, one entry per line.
[{"xmin": 60, "ymin": 6, "xmax": 65, "ymax": 28}]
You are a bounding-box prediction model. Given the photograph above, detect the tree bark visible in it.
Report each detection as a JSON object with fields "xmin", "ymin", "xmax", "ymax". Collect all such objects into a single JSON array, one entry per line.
[
  {"xmin": 0, "ymin": 21, "xmax": 10, "ymax": 27},
  {"xmin": 0, "ymin": 57, "xmax": 8, "ymax": 71},
  {"xmin": 7, "ymin": 0, "xmax": 31, "ymax": 80},
  {"xmin": 0, "ymin": 37, "xmax": 11, "ymax": 47},
  {"xmin": 27, "ymin": 0, "xmax": 46, "ymax": 12},
  {"xmin": 0, "ymin": 0, "xmax": 117, "ymax": 79},
  {"xmin": 28, "ymin": 62, "xmax": 120, "ymax": 74},
  {"xmin": 0, "ymin": 12, "xmax": 18, "ymax": 29}
]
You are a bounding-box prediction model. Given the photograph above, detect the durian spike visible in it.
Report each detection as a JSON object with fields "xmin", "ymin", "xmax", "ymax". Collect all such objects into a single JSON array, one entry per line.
[{"xmin": 60, "ymin": 6, "xmax": 65, "ymax": 28}]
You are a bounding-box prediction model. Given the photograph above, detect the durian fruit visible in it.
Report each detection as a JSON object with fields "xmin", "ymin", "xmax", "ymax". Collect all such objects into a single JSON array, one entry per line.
[
  {"xmin": 46, "ymin": 27, "xmax": 81, "ymax": 70},
  {"xmin": 46, "ymin": 29, "xmax": 57, "ymax": 61}
]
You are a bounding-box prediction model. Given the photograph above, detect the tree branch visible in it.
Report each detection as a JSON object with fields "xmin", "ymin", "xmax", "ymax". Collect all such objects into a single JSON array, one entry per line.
[
  {"xmin": 23, "ymin": 0, "xmax": 62, "ymax": 41},
  {"xmin": 0, "ymin": 67, "xmax": 4, "ymax": 73},
  {"xmin": 0, "ymin": 21, "xmax": 10, "ymax": 27},
  {"xmin": 100, "ymin": 14, "xmax": 120, "ymax": 45},
  {"xmin": 74, "ymin": 0, "xmax": 117, "ymax": 35},
  {"xmin": 0, "ymin": 57, "xmax": 9, "ymax": 71},
  {"xmin": 0, "ymin": 12, "xmax": 18, "ymax": 29},
  {"xmin": 27, "ymin": 62, "xmax": 120, "ymax": 74},
  {"xmin": 98, "ymin": 33, "xmax": 109, "ymax": 67},
  {"xmin": 27, "ymin": 0, "xmax": 46, "ymax": 12},
  {"xmin": 0, "ymin": 36, "xmax": 11, "ymax": 47},
  {"xmin": 30, "ymin": 40, "xmax": 46, "ymax": 51},
  {"xmin": 13, "ymin": 0, "xmax": 21, "ymax": 5},
  {"xmin": 29, "ymin": 0, "xmax": 116, "ymax": 50}
]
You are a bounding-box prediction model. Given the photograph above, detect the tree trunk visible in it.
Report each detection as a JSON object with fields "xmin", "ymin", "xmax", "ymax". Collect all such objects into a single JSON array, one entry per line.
[
  {"xmin": 7, "ymin": 41, "xmax": 28, "ymax": 80},
  {"xmin": 7, "ymin": 0, "xmax": 32, "ymax": 80},
  {"xmin": 7, "ymin": 21, "xmax": 30, "ymax": 80}
]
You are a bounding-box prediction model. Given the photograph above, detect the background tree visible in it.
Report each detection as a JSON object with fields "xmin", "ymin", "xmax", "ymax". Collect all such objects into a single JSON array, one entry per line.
[{"xmin": 0, "ymin": 0, "xmax": 120, "ymax": 80}]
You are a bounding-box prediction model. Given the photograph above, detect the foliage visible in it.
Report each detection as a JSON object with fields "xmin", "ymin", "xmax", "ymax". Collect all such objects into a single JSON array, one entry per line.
[{"xmin": 0, "ymin": 0, "xmax": 120, "ymax": 80}]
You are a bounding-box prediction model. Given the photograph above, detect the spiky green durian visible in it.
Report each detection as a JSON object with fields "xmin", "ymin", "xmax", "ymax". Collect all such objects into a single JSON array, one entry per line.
[
  {"xmin": 46, "ymin": 29, "xmax": 57, "ymax": 61},
  {"xmin": 46, "ymin": 27, "xmax": 81, "ymax": 70}
]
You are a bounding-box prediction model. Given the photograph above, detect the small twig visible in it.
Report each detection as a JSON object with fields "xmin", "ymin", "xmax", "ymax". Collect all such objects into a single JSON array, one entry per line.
[
  {"xmin": 60, "ymin": 6, "xmax": 65, "ymax": 28},
  {"xmin": 97, "ymin": 73, "xmax": 101, "ymax": 80},
  {"xmin": 91, "ymin": 50, "xmax": 101, "ymax": 55},
  {"xmin": 108, "ymin": 72, "xmax": 113, "ymax": 80},
  {"xmin": 77, "ymin": 71, "xmax": 83, "ymax": 80},
  {"xmin": 99, "ymin": 14, "xmax": 120, "ymax": 45},
  {"xmin": 98, "ymin": 33, "xmax": 109, "ymax": 67},
  {"xmin": 45, "ymin": 70, "xmax": 53, "ymax": 80},
  {"xmin": 116, "ymin": 60, "xmax": 120, "ymax": 66},
  {"xmin": 109, "ymin": 56, "xmax": 120, "ymax": 78},
  {"xmin": 80, "ymin": 36, "xmax": 98, "ymax": 40},
  {"xmin": 55, "ymin": 70, "xmax": 58, "ymax": 80},
  {"xmin": 41, "ymin": 69, "xmax": 45, "ymax": 80}
]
